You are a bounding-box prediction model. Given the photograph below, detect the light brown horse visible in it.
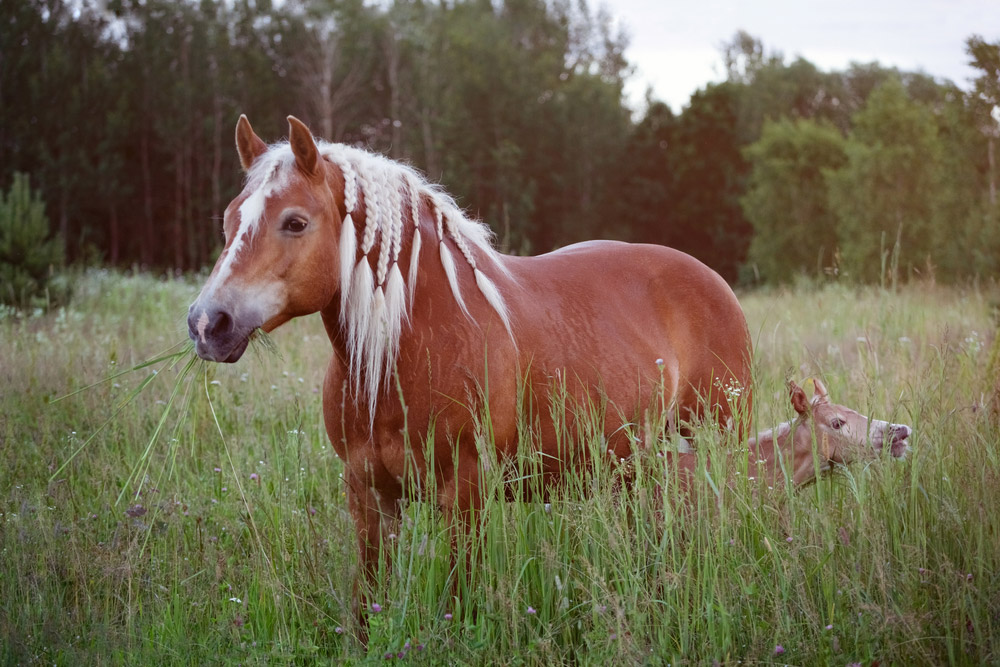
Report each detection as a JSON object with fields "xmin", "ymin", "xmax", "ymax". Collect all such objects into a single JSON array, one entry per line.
[
  {"xmin": 667, "ymin": 378, "xmax": 911, "ymax": 494},
  {"xmin": 188, "ymin": 115, "xmax": 752, "ymax": 617}
]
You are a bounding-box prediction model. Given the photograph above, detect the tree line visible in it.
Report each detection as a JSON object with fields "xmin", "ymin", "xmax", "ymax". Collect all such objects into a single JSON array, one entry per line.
[{"xmin": 2, "ymin": 0, "xmax": 998, "ymax": 285}]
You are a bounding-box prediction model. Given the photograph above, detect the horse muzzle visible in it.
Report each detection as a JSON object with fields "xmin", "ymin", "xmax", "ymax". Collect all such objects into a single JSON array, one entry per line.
[
  {"xmin": 187, "ymin": 303, "xmax": 253, "ymax": 363},
  {"xmin": 882, "ymin": 424, "xmax": 912, "ymax": 458}
]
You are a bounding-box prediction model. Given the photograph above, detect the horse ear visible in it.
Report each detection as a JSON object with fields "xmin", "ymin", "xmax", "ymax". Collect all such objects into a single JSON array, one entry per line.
[
  {"xmin": 789, "ymin": 380, "xmax": 810, "ymax": 416},
  {"xmin": 235, "ymin": 115, "xmax": 267, "ymax": 171},
  {"xmin": 288, "ymin": 115, "xmax": 320, "ymax": 179},
  {"xmin": 812, "ymin": 378, "xmax": 830, "ymax": 404}
]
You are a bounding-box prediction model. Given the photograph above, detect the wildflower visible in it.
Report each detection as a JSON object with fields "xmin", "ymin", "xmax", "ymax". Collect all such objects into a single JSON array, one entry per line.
[
  {"xmin": 384, "ymin": 652, "xmax": 393, "ymax": 660},
  {"xmin": 655, "ymin": 358, "xmax": 664, "ymax": 367},
  {"xmin": 774, "ymin": 645, "xmax": 784, "ymax": 655},
  {"xmin": 444, "ymin": 613, "xmax": 452, "ymax": 621},
  {"xmin": 825, "ymin": 624, "xmax": 833, "ymax": 630},
  {"xmin": 371, "ymin": 603, "xmax": 382, "ymax": 613},
  {"xmin": 526, "ymin": 606, "xmax": 536, "ymax": 615},
  {"xmin": 250, "ymin": 473, "xmax": 259, "ymax": 482},
  {"xmin": 214, "ymin": 467, "xmax": 222, "ymax": 473},
  {"xmin": 335, "ymin": 626, "xmax": 343, "ymax": 634},
  {"xmin": 786, "ymin": 536, "xmax": 793, "ymax": 543}
]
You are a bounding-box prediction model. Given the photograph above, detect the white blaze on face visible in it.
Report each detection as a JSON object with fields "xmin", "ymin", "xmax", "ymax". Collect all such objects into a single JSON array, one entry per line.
[
  {"xmin": 195, "ymin": 154, "xmax": 291, "ymax": 304},
  {"xmin": 213, "ymin": 160, "xmax": 291, "ymax": 290},
  {"xmin": 192, "ymin": 151, "xmax": 293, "ymax": 327}
]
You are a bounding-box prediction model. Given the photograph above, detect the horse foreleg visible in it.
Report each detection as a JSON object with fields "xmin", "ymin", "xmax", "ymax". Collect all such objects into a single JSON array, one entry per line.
[{"xmin": 346, "ymin": 476, "xmax": 402, "ymax": 646}]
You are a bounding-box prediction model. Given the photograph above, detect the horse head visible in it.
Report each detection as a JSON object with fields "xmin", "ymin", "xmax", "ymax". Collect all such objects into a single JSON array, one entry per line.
[
  {"xmin": 188, "ymin": 116, "xmax": 344, "ymax": 362},
  {"xmin": 788, "ymin": 378, "xmax": 912, "ymax": 484}
]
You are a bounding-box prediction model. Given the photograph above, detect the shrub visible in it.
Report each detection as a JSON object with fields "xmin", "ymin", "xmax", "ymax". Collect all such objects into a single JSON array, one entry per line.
[{"xmin": 0, "ymin": 172, "xmax": 65, "ymax": 308}]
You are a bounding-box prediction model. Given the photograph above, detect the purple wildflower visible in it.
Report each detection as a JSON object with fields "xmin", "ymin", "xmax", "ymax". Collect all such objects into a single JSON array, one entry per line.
[
  {"xmin": 774, "ymin": 645, "xmax": 785, "ymax": 655},
  {"xmin": 371, "ymin": 603, "xmax": 382, "ymax": 613},
  {"xmin": 527, "ymin": 606, "xmax": 536, "ymax": 615}
]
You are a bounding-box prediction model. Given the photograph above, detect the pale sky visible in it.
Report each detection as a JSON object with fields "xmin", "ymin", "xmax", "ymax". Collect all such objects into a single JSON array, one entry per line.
[{"xmin": 609, "ymin": 0, "xmax": 1000, "ymax": 113}]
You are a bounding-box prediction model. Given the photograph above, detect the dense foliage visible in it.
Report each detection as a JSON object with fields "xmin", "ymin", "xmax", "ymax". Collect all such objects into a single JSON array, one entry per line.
[{"xmin": 1, "ymin": 1, "xmax": 998, "ymax": 283}]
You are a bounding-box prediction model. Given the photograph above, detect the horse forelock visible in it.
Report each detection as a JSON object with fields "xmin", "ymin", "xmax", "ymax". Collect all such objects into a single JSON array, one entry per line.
[{"xmin": 250, "ymin": 140, "xmax": 513, "ymax": 420}]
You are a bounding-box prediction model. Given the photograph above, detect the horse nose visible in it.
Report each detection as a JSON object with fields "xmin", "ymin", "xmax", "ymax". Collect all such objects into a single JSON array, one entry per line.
[
  {"xmin": 187, "ymin": 305, "xmax": 234, "ymax": 344},
  {"xmin": 889, "ymin": 424, "xmax": 911, "ymax": 444}
]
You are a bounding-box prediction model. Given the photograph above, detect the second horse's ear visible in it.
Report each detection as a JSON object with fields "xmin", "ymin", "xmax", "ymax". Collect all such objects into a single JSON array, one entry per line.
[
  {"xmin": 789, "ymin": 380, "xmax": 810, "ymax": 416},
  {"xmin": 236, "ymin": 115, "xmax": 267, "ymax": 171},
  {"xmin": 812, "ymin": 378, "xmax": 830, "ymax": 405},
  {"xmin": 288, "ymin": 115, "xmax": 320, "ymax": 179}
]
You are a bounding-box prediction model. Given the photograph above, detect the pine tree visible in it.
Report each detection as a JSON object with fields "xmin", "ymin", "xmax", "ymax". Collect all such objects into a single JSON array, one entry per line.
[{"xmin": 0, "ymin": 173, "xmax": 64, "ymax": 308}]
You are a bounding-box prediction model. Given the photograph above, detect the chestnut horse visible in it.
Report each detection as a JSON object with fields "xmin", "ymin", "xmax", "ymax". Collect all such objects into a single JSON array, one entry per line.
[{"xmin": 188, "ymin": 115, "xmax": 752, "ymax": 615}]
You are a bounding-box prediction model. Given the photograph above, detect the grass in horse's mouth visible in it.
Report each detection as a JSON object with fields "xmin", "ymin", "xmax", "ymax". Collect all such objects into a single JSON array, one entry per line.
[{"xmin": 48, "ymin": 326, "xmax": 279, "ymax": 507}]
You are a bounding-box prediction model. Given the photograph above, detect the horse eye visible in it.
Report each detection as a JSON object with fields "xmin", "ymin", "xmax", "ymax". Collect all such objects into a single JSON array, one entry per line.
[
  {"xmin": 282, "ymin": 217, "xmax": 308, "ymax": 233},
  {"xmin": 830, "ymin": 418, "xmax": 845, "ymax": 430}
]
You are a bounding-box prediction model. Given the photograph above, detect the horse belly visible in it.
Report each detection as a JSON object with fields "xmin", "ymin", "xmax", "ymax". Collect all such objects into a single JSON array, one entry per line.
[{"xmin": 509, "ymin": 242, "xmax": 751, "ymax": 447}]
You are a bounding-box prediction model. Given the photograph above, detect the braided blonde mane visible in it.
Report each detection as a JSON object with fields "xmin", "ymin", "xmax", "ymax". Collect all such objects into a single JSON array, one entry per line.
[
  {"xmin": 241, "ymin": 141, "xmax": 512, "ymax": 416},
  {"xmin": 311, "ymin": 143, "xmax": 513, "ymax": 416}
]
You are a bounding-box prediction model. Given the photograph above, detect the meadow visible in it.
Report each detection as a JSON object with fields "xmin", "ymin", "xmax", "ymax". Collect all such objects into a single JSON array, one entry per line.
[{"xmin": 1, "ymin": 269, "xmax": 998, "ymax": 665}]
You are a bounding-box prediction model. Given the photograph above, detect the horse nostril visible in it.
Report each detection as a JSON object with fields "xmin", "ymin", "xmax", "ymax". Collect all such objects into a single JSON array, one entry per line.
[
  {"xmin": 188, "ymin": 306, "xmax": 235, "ymax": 343},
  {"xmin": 208, "ymin": 309, "xmax": 234, "ymax": 337}
]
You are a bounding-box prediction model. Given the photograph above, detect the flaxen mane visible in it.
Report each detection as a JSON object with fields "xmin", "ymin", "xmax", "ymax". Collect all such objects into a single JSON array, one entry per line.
[{"xmin": 243, "ymin": 141, "xmax": 513, "ymax": 416}]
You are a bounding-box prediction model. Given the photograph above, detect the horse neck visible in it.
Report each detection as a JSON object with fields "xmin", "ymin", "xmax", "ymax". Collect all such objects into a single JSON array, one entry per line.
[
  {"xmin": 746, "ymin": 421, "xmax": 799, "ymax": 483},
  {"xmin": 321, "ymin": 163, "xmax": 513, "ymax": 417}
]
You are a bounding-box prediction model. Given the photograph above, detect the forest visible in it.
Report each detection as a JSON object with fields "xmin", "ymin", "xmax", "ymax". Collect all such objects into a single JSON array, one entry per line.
[{"xmin": 2, "ymin": 0, "xmax": 999, "ymax": 286}]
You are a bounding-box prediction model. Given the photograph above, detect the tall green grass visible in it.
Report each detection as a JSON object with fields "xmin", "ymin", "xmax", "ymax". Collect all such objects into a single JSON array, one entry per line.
[{"xmin": 1, "ymin": 270, "xmax": 997, "ymax": 664}]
